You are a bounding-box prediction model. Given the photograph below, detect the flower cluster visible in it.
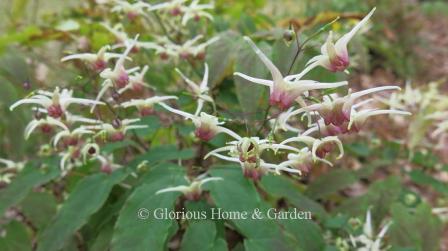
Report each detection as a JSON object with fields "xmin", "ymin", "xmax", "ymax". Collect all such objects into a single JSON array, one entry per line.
[{"xmin": 5, "ymin": 4, "xmax": 410, "ymax": 190}]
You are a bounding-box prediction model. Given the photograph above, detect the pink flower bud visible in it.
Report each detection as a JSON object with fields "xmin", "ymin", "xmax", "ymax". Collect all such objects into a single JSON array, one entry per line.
[
  {"xmin": 194, "ymin": 126, "xmax": 215, "ymax": 141},
  {"xmin": 116, "ymin": 71, "xmax": 129, "ymax": 88},
  {"xmin": 92, "ymin": 59, "xmax": 107, "ymax": 73},
  {"xmin": 184, "ymin": 190, "xmax": 202, "ymax": 201},
  {"xmin": 47, "ymin": 104, "xmax": 64, "ymax": 118},
  {"xmin": 109, "ymin": 131, "xmax": 125, "ymax": 142},
  {"xmin": 101, "ymin": 164, "xmax": 112, "ymax": 174},
  {"xmin": 139, "ymin": 107, "xmax": 155, "ymax": 117}
]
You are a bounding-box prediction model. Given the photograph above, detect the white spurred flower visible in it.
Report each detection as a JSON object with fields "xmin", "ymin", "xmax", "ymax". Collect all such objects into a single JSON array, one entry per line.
[
  {"xmin": 83, "ymin": 118, "xmax": 147, "ymax": 142},
  {"xmin": 61, "ymin": 45, "xmax": 128, "ymax": 73},
  {"xmin": 348, "ymin": 109, "xmax": 411, "ymax": 133},
  {"xmin": 0, "ymin": 158, "xmax": 25, "ymax": 172},
  {"xmin": 147, "ymin": 0, "xmax": 188, "ymax": 16},
  {"xmin": 280, "ymin": 135, "xmax": 344, "ymax": 160},
  {"xmin": 81, "ymin": 142, "xmax": 100, "ymax": 161},
  {"xmin": 167, "ymin": 35, "xmax": 219, "ymax": 60},
  {"xmin": 52, "ymin": 127, "xmax": 94, "ymax": 147},
  {"xmin": 59, "ymin": 146, "xmax": 82, "ymax": 177},
  {"xmin": 120, "ymin": 95, "xmax": 178, "ymax": 116},
  {"xmin": 111, "ymin": 0, "xmax": 152, "ymax": 20},
  {"xmin": 180, "ymin": 0, "xmax": 214, "ymax": 26},
  {"xmin": 114, "ymin": 65, "xmax": 151, "ymax": 95},
  {"xmin": 65, "ymin": 112, "xmax": 101, "ymax": 125},
  {"xmin": 10, "ymin": 87, "xmax": 104, "ymax": 118},
  {"xmin": 270, "ymin": 107, "xmax": 302, "ymax": 133},
  {"xmin": 176, "ymin": 63, "xmax": 213, "ymax": 115},
  {"xmin": 378, "ymin": 82, "xmax": 422, "ymax": 111},
  {"xmin": 205, "ymin": 137, "xmax": 301, "ymax": 180},
  {"xmin": 306, "ymin": 8, "xmax": 376, "ymax": 73},
  {"xmin": 24, "ymin": 116, "xmax": 69, "ymax": 139},
  {"xmin": 156, "ymin": 175, "xmax": 222, "ymax": 201},
  {"xmin": 286, "ymin": 86, "xmax": 401, "ymax": 127},
  {"xmin": 95, "ymin": 154, "xmax": 122, "ymax": 174},
  {"xmin": 234, "ymin": 36, "xmax": 348, "ymax": 110},
  {"xmin": 276, "ymin": 148, "xmax": 331, "ymax": 174},
  {"xmin": 92, "ymin": 39, "xmax": 139, "ymax": 112},
  {"xmin": 350, "ymin": 209, "xmax": 391, "ymax": 251},
  {"xmin": 160, "ymin": 103, "xmax": 241, "ymax": 141},
  {"xmin": 0, "ymin": 173, "xmax": 15, "ymax": 184}
]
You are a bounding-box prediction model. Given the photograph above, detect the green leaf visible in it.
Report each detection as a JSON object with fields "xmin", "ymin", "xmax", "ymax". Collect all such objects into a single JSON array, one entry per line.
[
  {"xmin": 37, "ymin": 170, "xmax": 128, "ymax": 251},
  {"xmin": 278, "ymin": 215, "xmax": 325, "ymax": 251},
  {"xmin": 336, "ymin": 177, "xmax": 402, "ymax": 220},
  {"xmin": 272, "ymin": 38, "xmax": 299, "ymax": 75},
  {"xmin": 306, "ymin": 169, "xmax": 358, "ymax": 199},
  {"xmin": 208, "ymin": 166, "xmax": 300, "ymax": 251},
  {"xmin": 259, "ymin": 175, "xmax": 328, "ymax": 219},
  {"xmin": 344, "ymin": 142, "xmax": 371, "ymax": 157},
  {"xmin": 389, "ymin": 203, "xmax": 443, "ymax": 251},
  {"xmin": 20, "ymin": 191, "xmax": 57, "ymax": 230},
  {"xmin": 409, "ymin": 170, "xmax": 448, "ymax": 195},
  {"xmin": 0, "ymin": 221, "xmax": 32, "ymax": 251},
  {"xmin": 180, "ymin": 221, "xmax": 227, "ymax": 251},
  {"xmin": 206, "ymin": 31, "xmax": 240, "ymax": 87},
  {"xmin": 0, "ymin": 163, "xmax": 59, "ymax": 216},
  {"xmin": 129, "ymin": 145, "xmax": 194, "ymax": 167},
  {"xmin": 234, "ymin": 38, "xmax": 269, "ymax": 121},
  {"xmin": 111, "ymin": 164, "xmax": 186, "ymax": 251}
]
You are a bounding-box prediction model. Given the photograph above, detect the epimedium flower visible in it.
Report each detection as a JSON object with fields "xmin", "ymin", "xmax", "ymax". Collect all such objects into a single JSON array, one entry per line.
[
  {"xmin": 24, "ymin": 116, "xmax": 69, "ymax": 139},
  {"xmin": 349, "ymin": 209, "xmax": 391, "ymax": 251},
  {"xmin": 94, "ymin": 154, "xmax": 122, "ymax": 174},
  {"xmin": 147, "ymin": 0, "xmax": 188, "ymax": 16},
  {"xmin": 180, "ymin": 0, "xmax": 214, "ymax": 26},
  {"xmin": 111, "ymin": 0, "xmax": 152, "ymax": 20},
  {"xmin": 280, "ymin": 135, "xmax": 344, "ymax": 160},
  {"xmin": 276, "ymin": 148, "xmax": 332, "ymax": 174},
  {"xmin": 175, "ymin": 63, "xmax": 213, "ymax": 115},
  {"xmin": 120, "ymin": 95, "xmax": 178, "ymax": 116},
  {"xmin": 285, "ymin": 86, "xmax": 401, "ymax": 127},
  {"xmin": 306, "ymin": 8, "xmax": 376, "ymax": 73},
  {"xmin": 347, "ymin": 108, "xmax": 411, "ymax": 133},
  {"xmin": 52, "ymin": 127, "xmax": 95, "ymax": 147},
  {"xmin": 59, "ymin": 146, "xmax": 82, "ymax": 177},
  {"xmin": 10, "ymin": 87, "xmax": 105, "ymax": 118},
  {"xmin": 159, "ymin": 103, "xmax": 241, "ymax": 141},
  {"xmin": 205, "ymin": 137, "xmax": 302, "ymax": 180},
  {"xmin": 166, "ymin": 35, "xmax": 219, "ymax": 60},
  {"xmin": 0, "ymin": 158, "xmax": 25, "ymax": 172},
  {"xmin": 0, "ymin": 173, "xmax": 15, "ymax": 185},
  {"xmin": 270, "ymin": 107, "xmax": 302, "ymax": 133},
  {"xmin": 114, "ymin": 65, "xmax": 152, "ymax": 95},
  {"xmin": 234, "ymin": 36, "xmax": 348, "ymax": 110},
  {"xmin": 61, "ymin": 45, "xmax": 129, "ymax": 73},
  {"xmin": 83, "ymin": 118, "xmax": 148, "ymax": 142},
  {"xmin": 92, "ymin": 39, "xmax": 140, "ymax": 112},
  {"xmin": 81, "ymin": 142, "xmax": 100, "ymax": 162},
  {"xmin": 156, "ymin": 175, "xmax": 222, "ymax": 201}
]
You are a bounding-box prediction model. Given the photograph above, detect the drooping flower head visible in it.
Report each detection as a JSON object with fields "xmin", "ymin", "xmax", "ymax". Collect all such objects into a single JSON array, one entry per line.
[
  {"xmin": 306, "ymin": 8, "xmax": 376, "ymax": 72},
  {"xmin": 10, "ymin": 87, "xmax": 104, "ymax": 118},
  {"xmin": 176, "ymin": 63, "xmax": 213, "ymax": 115},
  {"xmin": 120, "ymin": 96, "xmax": 178, "ymax": 116},
  {"xmin": 286, "ymin": 86, "xmax": 401, "ymax": 127},
  {"xmin": 156, "ymin": 175, "xmax": 222, "ymax": 201},
  {"xmin": 160, "ymin": 103, "xmax": 240, "ymax": 141},
  {"xmin": 61, "ymin": 45, "xmax": 128, "ymax": 73},
  {"xmin": 235, "ymin": 36, "xmax": 348, "ymax": 110}
]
